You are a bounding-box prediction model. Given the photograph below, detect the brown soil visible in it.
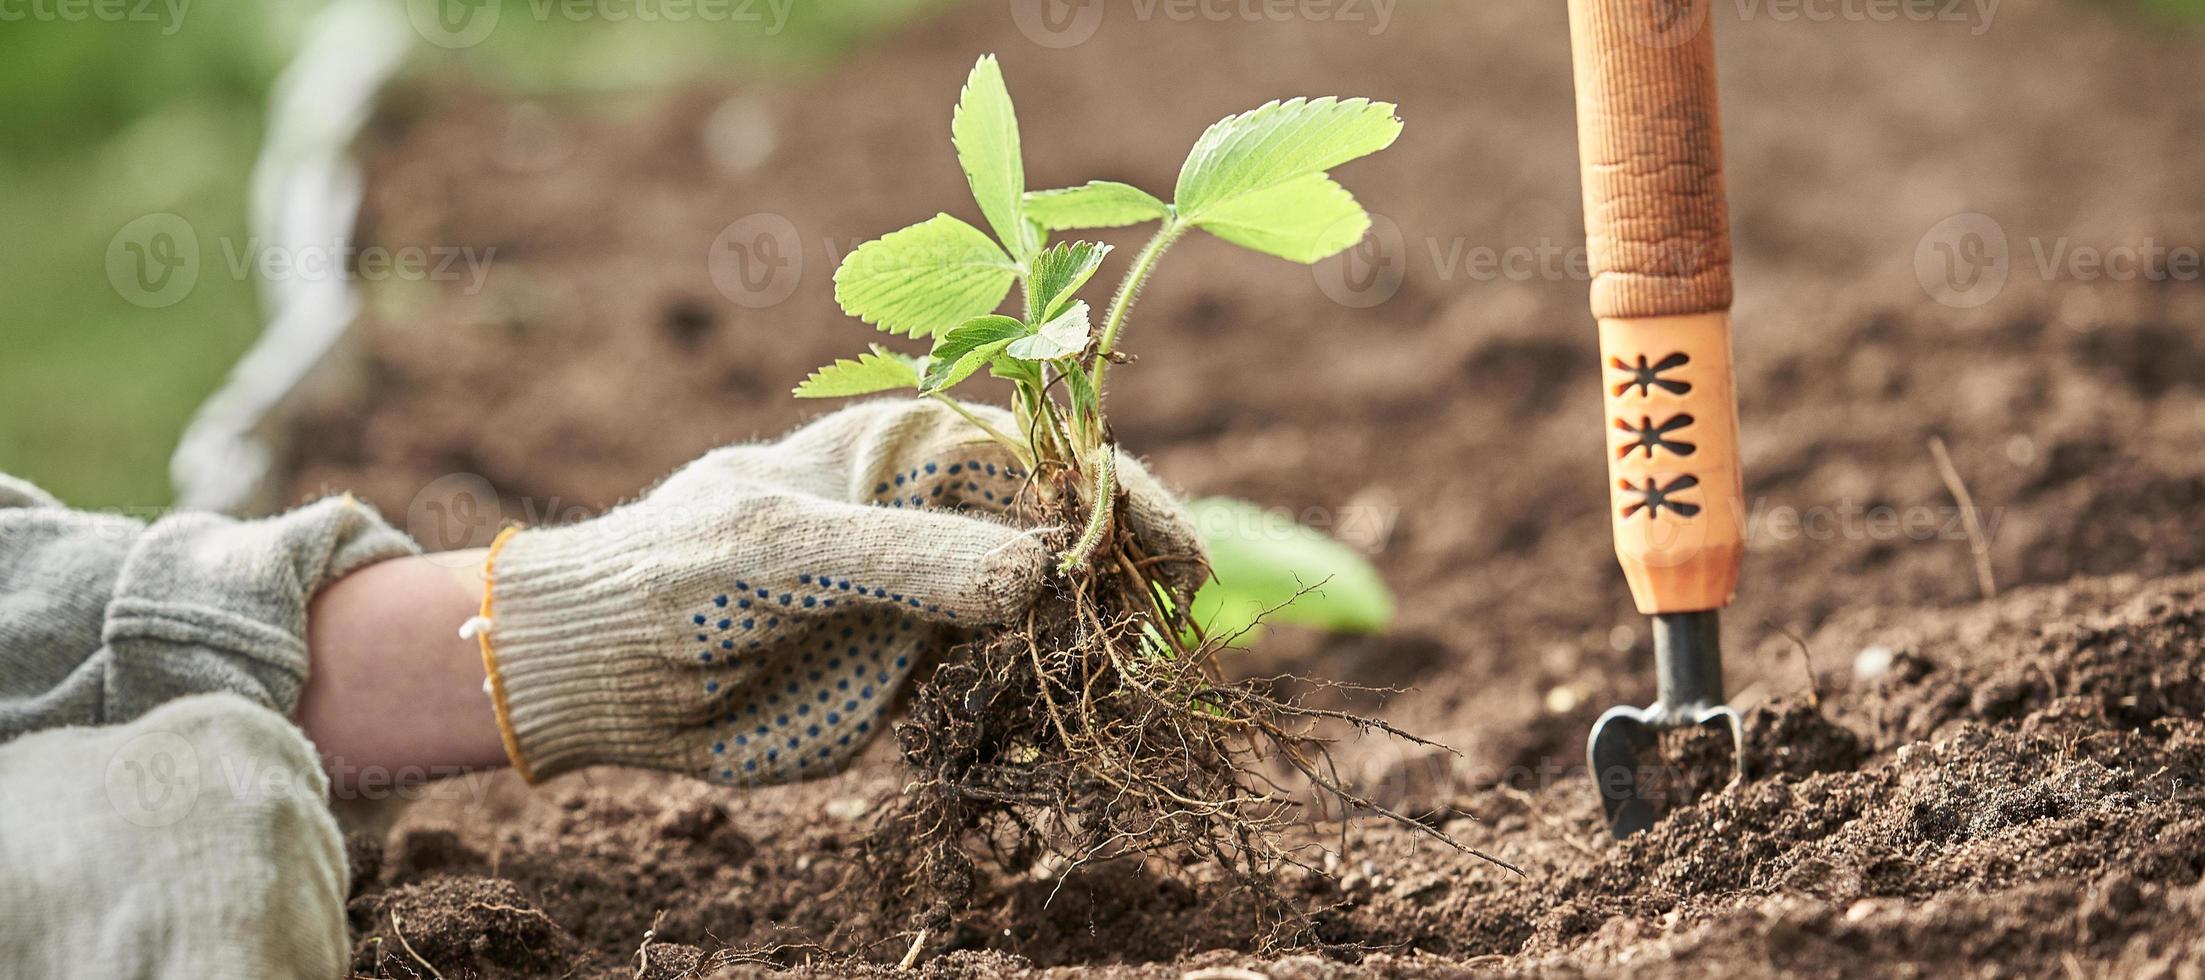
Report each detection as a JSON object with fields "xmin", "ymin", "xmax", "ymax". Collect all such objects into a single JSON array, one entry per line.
[{"xmin": 294, "ymin": 0, "xmax": 2205, "ymax": 975}]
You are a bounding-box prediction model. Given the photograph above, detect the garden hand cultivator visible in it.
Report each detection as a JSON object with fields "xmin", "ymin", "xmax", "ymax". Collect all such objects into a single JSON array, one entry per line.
[{"xmin": 1567, "ymin": 0, "xmax": 1749, "ymax": 838}]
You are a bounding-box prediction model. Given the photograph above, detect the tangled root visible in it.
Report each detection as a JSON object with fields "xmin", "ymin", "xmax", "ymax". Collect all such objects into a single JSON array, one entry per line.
[{"xmin": 863, "ymin": 477, "xmax": 1514, "ymax": 951}]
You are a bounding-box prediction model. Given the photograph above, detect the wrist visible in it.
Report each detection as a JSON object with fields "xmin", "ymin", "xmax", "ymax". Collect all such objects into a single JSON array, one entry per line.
[{"xmin": 478, "ymin": 522, "xmax": 701, "ymax": 781}]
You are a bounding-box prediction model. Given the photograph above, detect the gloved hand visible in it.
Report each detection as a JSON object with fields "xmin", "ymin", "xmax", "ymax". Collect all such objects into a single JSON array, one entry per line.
[{"xmin": 478, "ymin": 399, "xmax": 1202, "ymax": 785}]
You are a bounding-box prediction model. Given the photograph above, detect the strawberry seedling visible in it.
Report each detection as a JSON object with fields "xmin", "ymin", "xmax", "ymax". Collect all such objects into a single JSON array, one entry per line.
[{"xmin": 796, "ymin": 54, "xmax": 1507, "ymax": 944}]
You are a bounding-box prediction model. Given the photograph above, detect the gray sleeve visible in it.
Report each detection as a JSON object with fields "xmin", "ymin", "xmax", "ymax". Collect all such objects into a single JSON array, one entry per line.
[
  {"xmin": 0, "ymin": 692, "xmax": 349, "ymax": 980},
  {"xmin": 0, "ymin": 474, "xmax": 420, "ymax": 742}
]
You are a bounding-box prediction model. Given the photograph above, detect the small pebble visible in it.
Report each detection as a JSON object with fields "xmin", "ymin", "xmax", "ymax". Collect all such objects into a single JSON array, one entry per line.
[
  {"xmin": 1545, "ymin": 685, "xmax": 1583, "ymax": 714},
  {"xmin": 1179, "ymin": 968, "xmax": 1271, "ymax": 980},
  {"xmin": 1854, "ymin": 644, "xmax": 1895, "ymax": 680}
]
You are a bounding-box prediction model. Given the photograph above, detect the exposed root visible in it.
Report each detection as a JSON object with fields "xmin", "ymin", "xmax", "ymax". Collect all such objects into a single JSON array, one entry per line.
[
  {"xmin": 864, "ymin": 479, "xmax": 1514, "ymax": 950},
  {"xmin": 389, "ymin": 911, "xmax": 448, "ymax": 980}
]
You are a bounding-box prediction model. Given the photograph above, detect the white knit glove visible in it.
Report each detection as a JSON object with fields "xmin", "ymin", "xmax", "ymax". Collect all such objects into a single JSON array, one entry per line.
[{"xmin": 479, "ymin": 400, "xmax": 1202, "ymax": 785}]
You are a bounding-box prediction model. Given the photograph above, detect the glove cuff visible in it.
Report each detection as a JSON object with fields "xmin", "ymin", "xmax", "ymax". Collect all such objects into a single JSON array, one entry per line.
[{"xmin": 478, "ymin": 522, "xmax": 700, "ymax": 781}]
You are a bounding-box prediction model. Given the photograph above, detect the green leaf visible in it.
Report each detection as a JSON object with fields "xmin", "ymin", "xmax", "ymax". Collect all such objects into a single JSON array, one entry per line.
[
  {"xmin": 1005, "ymin": 301, "xmax": 1090, "ymax": 360},
  {"xmin": 952, "ymin": 55, "xmax": 1033, "ymax": 257},
  {"xmin": 1063, "ymin": 359, "xmax": 1099, "ymax": 415},
  {"xmin": 792, "ymin": 351, "xmax": 921, "ymax": 398},
  {"xmin": 867, "ymin": 343, "xmax": 928, "ymax": 375},
  {"xmin": 921, "ymin": 315, "xmax": 1026, "ymax": 392},
  {"xmin": 1185, "ymin": 497, "xmax": 1394, "ymax": 640},
  {"xmin": 1023, "ymin": 181, "xmax": 1170, "ymax": 230},
  {"xmin": 988, "ymin": 357, "xmax": 1044, "ymax": 388},
  {"xmin": 833, "ymin": 214, "xmax": 1019, "ymax": 337},
  {"xmin": 1188, "ymin": 173, "xmax": 1369, "ymax": 264},
  {"xmin": 1174, "ymin": 97, "xmax": 1401, "ymax": 220},
  {"xmin": 1026, "ymin": 241, "xmax": 1110, "ymax": 321}
]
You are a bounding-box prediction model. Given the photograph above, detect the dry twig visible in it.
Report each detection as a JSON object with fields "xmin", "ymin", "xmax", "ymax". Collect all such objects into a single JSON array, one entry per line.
[{"xmin": 1929, "ymin": 436, "xmax": 1998, "ymax": 598}]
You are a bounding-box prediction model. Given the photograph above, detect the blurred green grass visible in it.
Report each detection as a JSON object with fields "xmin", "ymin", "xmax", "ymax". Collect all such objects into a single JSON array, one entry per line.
[
  {"xmin": 0, "ymin": 0, "xmax": 948, "ymax": 510},
  {"xmin": 0, "ymin": 6, "xmax": 293, "ymax": 510}
]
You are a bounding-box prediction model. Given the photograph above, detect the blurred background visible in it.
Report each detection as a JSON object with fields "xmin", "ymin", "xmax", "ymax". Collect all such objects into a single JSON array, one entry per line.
[{"xmin": 0, "ymin": 0, "xmax": 950, "ymax": 508}]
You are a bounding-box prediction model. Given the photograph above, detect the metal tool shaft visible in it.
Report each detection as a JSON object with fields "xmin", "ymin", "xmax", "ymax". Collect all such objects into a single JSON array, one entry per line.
[{"xmin": 1652, "ymin": 610, "xmax": 1725, "ymax": 721}]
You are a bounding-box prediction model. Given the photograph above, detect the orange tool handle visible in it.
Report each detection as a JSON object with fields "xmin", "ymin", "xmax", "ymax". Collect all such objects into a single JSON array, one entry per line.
[{"xmin": 1567, "ymin": 0, "xmax": 1743, "ymax": 614}]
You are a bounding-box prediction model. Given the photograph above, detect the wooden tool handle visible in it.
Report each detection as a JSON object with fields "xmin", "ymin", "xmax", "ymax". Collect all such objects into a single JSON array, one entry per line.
[
  {"xmin": 1569, "ymin": 0, "xmax": 1743, "ymax": 614},
  {"xmin": 1567, "ymin": 0, "xmax": 1731, "ymax": 318}
]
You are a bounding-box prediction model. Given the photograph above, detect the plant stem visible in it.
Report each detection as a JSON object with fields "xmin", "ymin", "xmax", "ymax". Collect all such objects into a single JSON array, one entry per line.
[
  {"xmin": 1091, "ymin": 219, "xmax": 1186, "ymax": 397},
  {"xmin": 1057, "ymin": 447, "xmax": 1117, "ymax": 574},
  {"xmin": 930, "ymin": 393, "xmax": 1032, "ymax": 469}
]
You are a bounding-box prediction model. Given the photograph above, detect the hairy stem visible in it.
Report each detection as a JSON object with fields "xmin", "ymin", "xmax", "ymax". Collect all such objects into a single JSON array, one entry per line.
[
  {"xmin": 1092, "ymin": 218, "xmax": 1186, "ymax": 397},
  {"xmin": 1056, "ymin": 448, "xmax": 1117, "ymax": 574}
]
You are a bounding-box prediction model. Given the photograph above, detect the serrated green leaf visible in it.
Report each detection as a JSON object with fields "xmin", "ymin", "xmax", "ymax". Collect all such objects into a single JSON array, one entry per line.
[
  {"xmin": 988, "ymin": 357, "xmax": 1044, "ymax": 387},
  {"xmin": 1024, "ymin": 181, "xmax": 1170, "ymax": 230},
  {"xmin": 921, "ymin": 315, "xmax": 1026, "ymax": 392},
  {"xmin": 1185, "ymin": 496, "xmax": 1394, "ymax": 640},
  {"xmin": 1188, "ymin": 173, "xmax": 1369, "ymax": 264},
  {"xmin": 1063, "ymin": 359, "xmax": 1098, "ymax": 415},
  {"xmin": 833, "ymin": 214, "xmax": 1018, "ymax": 338},
  {"xmin": 1005, "ymin": 301, "xmax": 1090, "ymax": 360},
  {"xmin": 867, "ymin": 343, "xmax": 928, "ymax": 376},
  {"xmin": 952, "ymin": 55, "xmax": 1033, "ymax": 257},
  {"xmin": 792, "ymin": 351, "xmax": 922, "ymax": 398},
  {"xmin": 1026, "ymin": 242, "xmax": 1111, "ymax": 321},
  {"xmin": 1174, "ymin": 97, "xmax": 1401, "ymax": 221}
]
